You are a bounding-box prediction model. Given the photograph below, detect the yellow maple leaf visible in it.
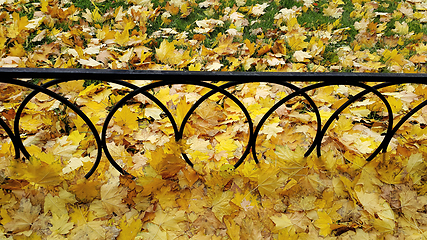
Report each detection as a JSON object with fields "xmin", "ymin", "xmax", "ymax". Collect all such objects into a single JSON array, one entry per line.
[
  {"xmin": 117, "ymin": 215, "xmax": 142, "ymax": 240},
  {"xmin": 406, "ymin": 152, "xmax": 425, "ymax": 184},
  {"xmin": 137, "ymin": 223, "xmax": 167, "ymax": 240},
  {"xmin": 323, "ymin": 3, "xmax": 343, "ymax": 18},
  {"xmin": 78, "ymin": 82, "xmax": 104, "ymax": 97},
  {"xmin": 270, "ymin": 213, "xmax": 293, "ymax": 232},
  {"xmin": 20, "ymin": 114, "xmax": 44, "ymax": 133},
  {"xmin": 69, "ymin": 179, "xmax": 101, "ymax": 202},
  {"xmin": 188, "ymin": 62, "xmax": 203, "ymax": 71},
  {"xmin": 68, "ymin": 130, "xmax": 86, "ymax": 145},
  {"xmin": 152, "ymin": 208, "xmax": 186, "ymax": 231},
  {"xmin": 282, "ymin": 178, "xmax": 298, "ymax": 192},
  {"xmin": 275, "ymin": 145, "xmax": 307, "ymax": 176},
  {"xmin": 0, "ymin": 208, "xmax": 12, "ymax": 226},
  {"xmin": 355, "ymin": 186, "xmax": 395, "ymax": 224},
  {"xmin": 175, "ymin": 97, "xmax": 191, "ymax": 127},
  {"xmin": 69, "ymin": 205, "xmax": 89, "ymax": 226},
  {"xmin": 239, "ymin": 160, "xmax": 259, "ymax": 180},
  {"xmin": 219, "ymin": 164, "xmax": 235, "ymax": 178},
  {"xmin": 314, "ymin": 211, "xmax": 333, "ymax": 236},
  {"xmin": 90, "ymin": 180, "xmax": 128, "ymax": 217},
  {"xmin": 376, "ymin": 157, "xmax": 405, "ymax": 185},
  {"xmin": 225, "ymin": 217, "xmax": 241, "ymax": 240},
  {"xmin": 231, "ymin": 190, "xmax": 258, "ymax": 210},
  {"xmin": 0, "ymin": 189, "xmax": 13, "ymax": 207},
  {"xmin": 69, "ymin": 220, "xmax": 106, "ymax": 240},
  {"xmin": 7, "ymin": 12, "xmax": 28, "ymax": 39},
  {"xmin": 187, "ymin": 184, "xmax": 210, "ymax": 213},
  {"xmin": 257, "ymin": 44, "xmax": 271, "ymax": 56},
  {"xmin": 62, "ymin": 156, "xmax": 90, "ymax": 174},
  {"xmin": 9, "ymin": 157, "xmax": 62, "ymax": 187},
  {"xmin": 182, "ymin": 165, "xmax": 199, "ymax": 187},
  {"xmin": 259, "ymin": 122, "xmax": 283, "ymax": 140},
  {"xmin": 50, "ymin": 214, "xmax": 74, "ymax": 235},
  {"xmin": 255, "ymin": 164, "xmax": 285, "ymax": 198},
  {"xmin": 215, "ymin": 138, "xmax": 238, "ymax": 158},
  {"xmin": 392, "ymin": 21, "xmax": 409, "ymax": 35},
  {"xmin": 289, "ymin": 195, "xmax": 316, "ymax": 212},
  {"xmin": 383, "ymin": 49, "xmax": 406, "ymax": 66},
  {"xmin": 44, "ymin": 193, "xmax": 68, "ymax": 217},
  {"xmin": 136, "ymin": 175, "xmax": 167, "ymax": 196},
  {"xmin": 244, "ymin": 39, "xmax": 256, "ymax": 56},
  {"xmin": 9, "ymin": 42, "xmax": 26, "ymax": 57},
  {"xmin": 293, "ymin": 50, "xmax": 312, "ymax": 62},
  {"xmin": 154, "ymin": 186, "xmax": 178, "ymax": 209},
  {"xmin": 211, "ymin": 190, "xmax": 235, "ymax": 222},
  {"xmin": 155, "ymin": 40, "xmax": 179, "ymax": 65},
  {"xmin": 399, "ymin": 188, "xmax": 424, "ymax": 220},
  {"xmin": 78, "ymin": 58, "xmax": 103, "ymax": 67},
  {"xmin": 387, "ymin": 96, "xmax": 403, "ymax": 113},
  {"xmin": 332, "ymin": 116, "xmax": 353, "ymax": 133},
  {"xmin": 115, "ymin": 28, "xmax": 130, "ymax": 46},
  {"xmin": 69, "ymin": 206, "xmax": 106, "ymax": 239},
  {"xmin": 58, "ymin": 81, "xmax": 84, "ymax": 99},
  {"xmin": 92, "ymin": 8, "xmax": 103, "ymax": 23},
  {"xmin": 287, "ymin": 34, "xmax": 309, "ymax": 51},
  {"xmin": 372, "ymin": 218, "xmax": 395, "ymax": 234},
  {"xmin": 40, "ymin": 0, "xmax": 49, "ymax": 12},
  {"xmin": 114, "ymin": 105, "xmax": 139, "ymax": 130},
  {"xmin": 4, "ymin": 198, "xmax": 41, "ymax": 233}
]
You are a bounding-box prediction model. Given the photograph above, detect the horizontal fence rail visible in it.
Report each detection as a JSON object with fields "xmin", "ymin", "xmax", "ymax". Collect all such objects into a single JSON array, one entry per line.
[{"xmin": 1, "ymin": 68, "xmax": 427, "ymax": 179}]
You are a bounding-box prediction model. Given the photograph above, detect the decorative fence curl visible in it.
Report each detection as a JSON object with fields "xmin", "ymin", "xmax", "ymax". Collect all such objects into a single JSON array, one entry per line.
[{"xmin": 1, "ymin": 68, "xmax": 427, "ymax": 179}]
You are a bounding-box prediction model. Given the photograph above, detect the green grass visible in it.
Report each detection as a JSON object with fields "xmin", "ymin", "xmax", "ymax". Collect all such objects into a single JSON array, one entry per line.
[
  {"xmin": 298, "ymin": 6, "xmax": 332, "ymax": 30},
  {"xmin": 72, "ymin": 0, "xmax": 128, "ymax": 14},
  {"xmin": 17, "ymin": 2, "xmax": 36, "ymax": 18}
]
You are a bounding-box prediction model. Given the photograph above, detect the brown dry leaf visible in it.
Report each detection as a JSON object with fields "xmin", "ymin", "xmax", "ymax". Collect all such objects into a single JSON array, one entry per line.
[
  {"xmin": 150, "ymin": 148, "xmax": 186, "ymax": 179},
  {"xmin": 69, "ymin": 179, "xmax": 102, "ymax": 202},
  {"xmin": 409, "ymin": 54, "xmax": 427, "ymax": 63}
]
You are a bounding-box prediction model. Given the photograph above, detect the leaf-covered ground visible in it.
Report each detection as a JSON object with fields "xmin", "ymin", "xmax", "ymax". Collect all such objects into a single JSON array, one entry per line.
[
  {"xmin": 2, "ymin": 0, "xmax": 427, "ymax": 71},
  {"xmin": 2, "ymin": 0, "xmax": 427, "ymax": 239},
  {"xmin": 1, "ymin": 81, "xmax": 427, "ymax": 240}
]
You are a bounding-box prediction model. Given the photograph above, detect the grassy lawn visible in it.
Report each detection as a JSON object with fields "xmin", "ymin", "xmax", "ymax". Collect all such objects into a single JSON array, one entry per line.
[{"xmin": 1, "ymin": 0, "xmax": 426, "ymax": 72}]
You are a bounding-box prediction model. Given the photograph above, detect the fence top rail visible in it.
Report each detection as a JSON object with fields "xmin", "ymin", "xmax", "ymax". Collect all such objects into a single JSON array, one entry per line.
[{"xmin": 1, "ymin": 67, "xmax": 427, "ymax": 83}]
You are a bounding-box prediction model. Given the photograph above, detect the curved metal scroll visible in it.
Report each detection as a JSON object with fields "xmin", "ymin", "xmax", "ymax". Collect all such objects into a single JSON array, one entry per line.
[{"xmin": 0, "ymin": 69, "xmax": 425, "ymax": 179}]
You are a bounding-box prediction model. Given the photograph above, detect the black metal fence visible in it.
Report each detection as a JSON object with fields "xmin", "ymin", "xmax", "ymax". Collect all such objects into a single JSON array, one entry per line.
[{"xmin": 1, "ymin": 67, "xmax": 427, "ymax": 179}]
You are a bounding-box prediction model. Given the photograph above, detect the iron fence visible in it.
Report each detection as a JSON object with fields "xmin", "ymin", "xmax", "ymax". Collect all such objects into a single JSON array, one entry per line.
[{"xmin": 1, "ymin": 67, "xmax": 427, "ymax": 179}]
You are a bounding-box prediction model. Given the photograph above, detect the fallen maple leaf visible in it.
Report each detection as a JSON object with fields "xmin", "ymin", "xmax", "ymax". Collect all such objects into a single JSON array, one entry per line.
[
  {"xmin": 117, "ymin": 215, "xmax": 142, "ymax": 240},
  {"xmin": 50, "ymin": 214, "xmax": 74, "ymax": 235},
  {"xmin": 323, "ymin": 3, "xmax": 344, "ymax": 18},
  {"xmin": 4, "ymin": 198, "xmax": 41, "ymax": 234},
  {"xmin": 314, "ymin": 211, "xmax": 333, "ymax": 236},
  {"xmin": 270, "ymin": 213, "xmax": 293, "ymax": 232},
  {"xmin": 78, "ymin": 58, "xmax": 103, "ymax": 67},
  {"xmin": 211, "ymin": 190, "xmax": 235, "ymax": 222},
  {"xmin": 9, "ymin": 157, "xmax": 62, "ymax": 187},
  {"xmin": 90, "ymin": 179, "xmax": 128, "ymax": 217}
]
